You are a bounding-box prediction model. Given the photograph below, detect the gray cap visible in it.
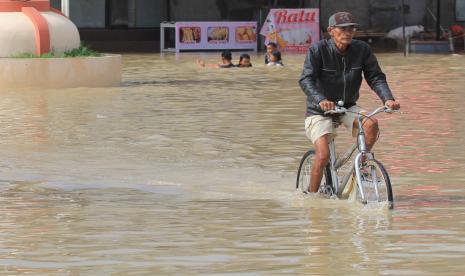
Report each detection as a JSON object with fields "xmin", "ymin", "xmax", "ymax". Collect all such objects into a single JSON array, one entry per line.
[{"xmin": 328, "ymin": 12, "xmax": 360, "ymax": 27}]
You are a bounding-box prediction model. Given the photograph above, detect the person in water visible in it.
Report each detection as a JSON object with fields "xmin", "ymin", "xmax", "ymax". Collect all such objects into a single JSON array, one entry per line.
[
  {"xmin": 197, "ymin": 50, "xmax": 234, "ymax": 68},
  {"xmin": 299, "ymin": 11, "xmax": 400, "ymax": 194},
  {"xmin": 237, "ymin": 53, "xmax": 252, "ymax": 67},
  {"xmin": 264, "ymin": 42, "xmax": 277, "ymax": 64},
  {"xmin": 266, "ymin": 50, "xmax": 284, "ymax": 66}
]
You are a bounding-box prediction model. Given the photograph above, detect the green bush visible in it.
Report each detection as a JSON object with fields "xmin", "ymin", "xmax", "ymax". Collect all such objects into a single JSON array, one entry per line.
[
  {"xmin": 63, "ymin": 45, "xmax": 102, "ymax": 57},
  {"xmin": 11, "ymin": 45, "xmax": 102, "ymax": 58}
]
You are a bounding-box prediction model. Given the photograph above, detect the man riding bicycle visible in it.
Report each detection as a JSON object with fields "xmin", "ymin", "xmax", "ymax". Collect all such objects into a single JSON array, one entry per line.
[{"xmin": 299, "ymin": 11, "xmax": 400, "ymax": 194}]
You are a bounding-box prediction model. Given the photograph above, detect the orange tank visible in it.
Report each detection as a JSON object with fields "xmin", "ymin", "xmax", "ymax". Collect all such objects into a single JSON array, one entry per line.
[
  {"xmin": 0, "ymin": 0, "xmax": 79, "ymax": 57},
  {"xmin": 0, "ymin": 0, "xmax": 51, "ymax": 12}
]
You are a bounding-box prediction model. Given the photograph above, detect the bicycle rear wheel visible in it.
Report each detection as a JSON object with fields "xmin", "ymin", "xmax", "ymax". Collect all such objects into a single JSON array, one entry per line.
[
  {"xmin": 357, "ymin": 159, "xmax": 394, "ymax": 209},
  {"xmin": 296, "ymin": 150, "xmax": 331, "ymax": 193}
]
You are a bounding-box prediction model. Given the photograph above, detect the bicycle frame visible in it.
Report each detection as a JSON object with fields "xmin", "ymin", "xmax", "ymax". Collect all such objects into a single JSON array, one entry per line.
[
  {"xmin": 326, "ymin": 106, "xmax": 389, "ymax": 199},
  {"xmin": 327, "ymin": 138, "xmax": 356, "ymax": 195}
]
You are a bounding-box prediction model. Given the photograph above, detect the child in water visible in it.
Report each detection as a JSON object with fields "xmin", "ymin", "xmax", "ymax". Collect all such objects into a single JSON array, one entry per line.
[
  {"xmin": 237, "ymin": 53, "xmax": 252, "ymax": 68},
  {"xmin": 197, "ymin": 50, "xmax": 234, "ymax": 68},
  {"xmin": 264, "ymin": 42, "xmax": 277, "ymax": 64},
  {"xmin": 266, "ymin": 50, "xmax": 284, "ymax": 67}
]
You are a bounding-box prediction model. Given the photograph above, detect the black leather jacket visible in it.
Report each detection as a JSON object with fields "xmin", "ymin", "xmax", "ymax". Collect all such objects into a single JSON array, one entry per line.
[{"xmin": 299, "ymin": 38, "xmax": 395, "ymax": 116}]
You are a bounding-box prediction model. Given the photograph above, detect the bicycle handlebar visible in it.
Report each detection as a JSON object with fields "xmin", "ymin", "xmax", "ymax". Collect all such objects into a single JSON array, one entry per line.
[
  {"xmin": 323, "ymin": 106, "xmax": 347, "ymax": 116},
  {"xmin": 323, "ymin": 105, "xmax": 397, "ymax": 117},
  {"xmin": 366, "ymin": 106, "xmax": 398, "ymax": 118}
]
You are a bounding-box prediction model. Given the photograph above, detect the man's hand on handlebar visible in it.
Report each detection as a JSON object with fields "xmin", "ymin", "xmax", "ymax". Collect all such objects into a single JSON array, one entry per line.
[
  {"xmin": 385, "ymin": 100, "xmax": 400, "ymax": 110},
  {"xmin": 319, "ymin": 100, "xmax": 335, "ymax": 111}
]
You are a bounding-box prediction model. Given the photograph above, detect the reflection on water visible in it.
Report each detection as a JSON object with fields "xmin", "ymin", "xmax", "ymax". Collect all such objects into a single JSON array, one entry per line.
[{"xmin": 0, "ymin": 52, "xmax": 464, "ymax": 274}]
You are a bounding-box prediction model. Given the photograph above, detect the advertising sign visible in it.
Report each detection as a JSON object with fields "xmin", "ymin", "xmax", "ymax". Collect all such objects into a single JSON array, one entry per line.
[
  {"xmin": 175, "ymin": 22, "xmax": 257, "ymax": 51},
  {"xmin": 260, "ymin": 9, "xmax": 320, "ymax": 52}
]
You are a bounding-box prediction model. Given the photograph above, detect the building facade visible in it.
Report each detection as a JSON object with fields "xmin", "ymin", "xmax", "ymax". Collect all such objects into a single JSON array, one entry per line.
[{"xmin": 52, "ymin": 0, "xmax": 465, "ymax": 52}]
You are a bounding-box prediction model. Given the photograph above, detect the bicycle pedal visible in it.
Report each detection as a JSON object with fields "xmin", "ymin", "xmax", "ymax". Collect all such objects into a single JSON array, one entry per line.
[
  {"xmin": 329, "ymin": 194, "xmax": 339, "ymax": 200},
  {"xmin": 318, "ymin": 185, "xmax": 334, "ymax": 197}
]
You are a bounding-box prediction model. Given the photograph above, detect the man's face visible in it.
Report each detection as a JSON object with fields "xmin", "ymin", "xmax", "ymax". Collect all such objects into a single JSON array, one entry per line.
[{"xmin": 329, "ymin": 26, "xmax": 356, "ymax": 46}]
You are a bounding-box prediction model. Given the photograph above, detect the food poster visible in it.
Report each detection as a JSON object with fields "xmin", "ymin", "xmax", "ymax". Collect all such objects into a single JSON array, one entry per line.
[
  {"xmin": 208, "ymin": 27, "xmax": 229, "ymax": 43},
  {"xmin": 235, "ymin": 26, "xmax": 257, "ymax": 43},
  {"xmin": 175, "ymin": 22, "xmax": 257, "ymax": 51},
  {"xmin": 179, "ymin": 27, "xmax": 201, "ymax": 43},
  {"xmin": 260, "ymin": 9, "xmax": 320, "ymax": 52}
]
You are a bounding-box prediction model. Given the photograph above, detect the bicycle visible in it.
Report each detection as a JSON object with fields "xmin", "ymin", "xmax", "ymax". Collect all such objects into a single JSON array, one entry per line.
[{"xmin": 296, "ymin": 103, "xmax": 395, "ymax": 209}]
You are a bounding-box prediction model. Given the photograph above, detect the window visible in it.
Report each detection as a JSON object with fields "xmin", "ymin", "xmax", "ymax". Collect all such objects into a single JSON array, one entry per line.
[
  {"xmin": 67, "ymin": 0, "xmax": 167, "ymax": 29},
  {"xmin": 70, "ymin": 0, "xmax": 106, "ymax": 28},
  {"xmin": 50, "ymin": 0, "xmax": 61, "ymax": 9},
  {"xmin": 112, "ymin": 0, "xmax": 168, "ymax": 28},
  {"xmin": 133, "ymin": 0, "xmax": 167, "ymax": 28},
  {"xmin": 457, "ymin": 0, "xmax": 465, "ymax": 21}
]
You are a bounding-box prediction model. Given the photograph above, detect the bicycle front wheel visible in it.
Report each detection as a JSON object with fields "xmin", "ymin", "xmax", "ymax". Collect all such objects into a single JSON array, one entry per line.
[
  {"xmin": 296, "ymin": 150, "xmax": 330, "ymax": 193},
  {"xmin": 357, "ymin": 159, "xmax": 394, "ymax": 209}
]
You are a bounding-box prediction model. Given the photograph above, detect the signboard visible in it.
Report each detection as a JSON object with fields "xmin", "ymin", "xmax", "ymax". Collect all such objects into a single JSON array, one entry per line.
[
  {"xmin": 260, "ymin": 9, "xmax": 320, "ymax": 52},
  {"xmin": 175, "ymin": 21, "xmax": 257, "ymax": 51}
]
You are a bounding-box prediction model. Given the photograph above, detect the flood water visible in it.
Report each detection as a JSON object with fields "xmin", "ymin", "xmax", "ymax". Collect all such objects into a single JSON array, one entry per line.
[{"xmin": 0, "ymin": 52, "xmax": 464, "ymax": 275}]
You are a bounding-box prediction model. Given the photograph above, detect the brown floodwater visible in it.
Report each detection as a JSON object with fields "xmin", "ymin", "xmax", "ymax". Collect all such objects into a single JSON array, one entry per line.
[{"xmin": 0, "ymin": 52, "xmax": 464, "ymax": 275}]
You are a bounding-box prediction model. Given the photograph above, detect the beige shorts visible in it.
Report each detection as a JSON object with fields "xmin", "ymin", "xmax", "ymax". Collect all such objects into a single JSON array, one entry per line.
[{"xmin": 304, "ymin": 105, "xmax": 365, "ymax": 144}]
